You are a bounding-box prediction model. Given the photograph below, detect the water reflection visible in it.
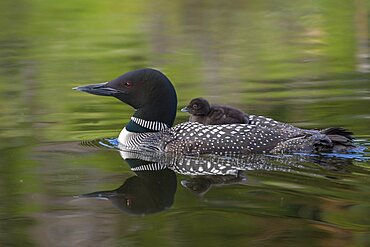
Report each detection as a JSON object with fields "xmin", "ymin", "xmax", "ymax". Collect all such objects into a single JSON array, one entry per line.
[
  {"xmin": 80, "ymin": 168, "xmax": 177, "ymax": 215},
  {"xmin": 181, "ymin": 171, "xmax": 247, "ymax": 198},
  {"xmin": 119, "ymin": 147, "xmax": 356, "ymax": 177},
  {"xmin": 79, "ymin": 139, "xmax": 364, "ymax": 215}
]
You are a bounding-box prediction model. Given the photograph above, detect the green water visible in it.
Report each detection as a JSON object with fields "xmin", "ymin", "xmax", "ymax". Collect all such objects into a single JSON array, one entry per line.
[{"xmin": 1, "ymin": 0, "xmax": 370, "ymax": 246}]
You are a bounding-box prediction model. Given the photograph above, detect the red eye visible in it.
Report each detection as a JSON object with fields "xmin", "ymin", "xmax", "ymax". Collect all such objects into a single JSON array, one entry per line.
[{"xmin": 124, "ymin": 81, "xmax": 132, "ymax": 88}]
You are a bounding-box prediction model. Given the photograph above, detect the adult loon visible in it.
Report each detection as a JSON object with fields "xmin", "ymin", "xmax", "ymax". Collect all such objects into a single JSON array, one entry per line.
[
  {"xmin": 182, "ymin": 97, "xmax": 354, "ymax": 151},
  {"xmin": 74, "ymin": 68, "xmax": 354, "ymax": 155},
  {"xmin": 181, "ymin": 97, "xmax": 249, "ymax": 125}
]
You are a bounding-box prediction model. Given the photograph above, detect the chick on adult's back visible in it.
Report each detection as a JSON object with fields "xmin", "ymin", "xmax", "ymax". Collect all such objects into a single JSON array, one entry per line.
[
  {"xmin": 182, "ymin": 98, "xmax": 354, "ymax": 152},
  {"xmin": 181, "ymin": 97, "xmax": 249, "ymax": 125},
  {"xmin": 73, "ymin": 68, "xmax": 355, "ymax": 155}
]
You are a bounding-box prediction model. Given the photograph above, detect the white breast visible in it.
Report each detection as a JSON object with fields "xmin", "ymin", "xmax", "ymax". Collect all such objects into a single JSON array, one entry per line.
[
  {"xmin": 118, "ymin": 127, "xmax": 136, "ymax": 145},
  {"xmin": 118, "ymin": 127, "xmax": 155, "ymax": 151}
]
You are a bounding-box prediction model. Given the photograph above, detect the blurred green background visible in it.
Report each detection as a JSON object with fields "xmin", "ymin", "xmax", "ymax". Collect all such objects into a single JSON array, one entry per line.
[{"xmin": 0, "ymin": 0, "xmax": 369, "ymax": 246}]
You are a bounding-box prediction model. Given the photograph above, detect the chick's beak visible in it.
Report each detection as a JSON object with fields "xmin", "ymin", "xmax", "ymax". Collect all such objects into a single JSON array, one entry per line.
[{"xmin": 181, "ymin": 107, "xmax": 190, "ymax": 113}]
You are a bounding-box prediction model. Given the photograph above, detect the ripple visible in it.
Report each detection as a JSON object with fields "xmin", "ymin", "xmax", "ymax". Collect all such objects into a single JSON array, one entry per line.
[{"xmin": 80, "ymin": 137, "xmax": 120, "ymax": 150}]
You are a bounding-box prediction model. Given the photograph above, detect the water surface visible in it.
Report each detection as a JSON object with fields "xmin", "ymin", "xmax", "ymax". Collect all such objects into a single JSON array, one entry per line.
[{"xmin": 0, "ymin": 0, "xmax": 369, "ymax": 246}]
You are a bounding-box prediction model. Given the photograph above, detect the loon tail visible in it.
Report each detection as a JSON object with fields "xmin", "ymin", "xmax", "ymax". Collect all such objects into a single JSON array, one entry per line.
[{"xmin": 320, "ymin": 127, "xmax": 354, "ymax": 150}]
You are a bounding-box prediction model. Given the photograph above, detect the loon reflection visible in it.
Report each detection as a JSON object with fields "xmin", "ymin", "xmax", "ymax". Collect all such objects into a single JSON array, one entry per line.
[
  {"xmin": 117, "ymin": 143, "xmax": 354, "ymax": 175},
  {"xmin": 80, "ymin": 161, "xmax": 177, "ymax": 215},
  {"xmin": 80, "ymin": 140, "xmax": 356, "ymax": 214},
  {"xmin": 181, "ymin": 171, "xmax": 248, "ymax": 197}
]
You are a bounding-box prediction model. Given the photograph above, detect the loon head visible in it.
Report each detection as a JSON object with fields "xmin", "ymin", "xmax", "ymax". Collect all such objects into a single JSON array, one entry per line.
[
  {"xmin": 181, "ymin": 97, "xmax": 211, "ymax": 116},
  {"xmin": 74, "ymin": 68, "xmax": 178, "ymax": 127}
]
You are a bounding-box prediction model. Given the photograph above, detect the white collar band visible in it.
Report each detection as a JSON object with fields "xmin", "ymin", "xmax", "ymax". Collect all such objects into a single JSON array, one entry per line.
[{"xmin": 131, "ymin": 117, "xmax": 169, "ymax": 131}]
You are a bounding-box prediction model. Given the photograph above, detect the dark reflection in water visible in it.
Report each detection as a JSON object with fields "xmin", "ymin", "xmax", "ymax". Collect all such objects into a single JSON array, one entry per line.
[
  {"xmin": 79, "ymin": 139, "xmax": 367, "ymax": 216},
  {"xmin": 181, "ymin": 171, "xmax": 247, "ymax": 198},
  {"xmin": 80, "ymin": 168, "xmax": 177, "ymax": 215}
]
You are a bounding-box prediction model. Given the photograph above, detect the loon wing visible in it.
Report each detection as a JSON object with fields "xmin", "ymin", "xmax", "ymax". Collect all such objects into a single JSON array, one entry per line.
[{"xmin": 162, "ymin": 122, "xmax": 302, "ymax": 155}]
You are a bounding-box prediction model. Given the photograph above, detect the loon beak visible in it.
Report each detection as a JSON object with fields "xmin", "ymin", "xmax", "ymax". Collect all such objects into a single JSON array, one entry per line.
[
  {"xmin": 78, "ymin": 190, "xmax": 118, "ymax": 200},
  {"xmin": 181, "ymin": 107, "xmax": 189, "ymax": 113},
  {"xmin": 73, "ymin": 82, "xmax": 121, "ymax": 96}
]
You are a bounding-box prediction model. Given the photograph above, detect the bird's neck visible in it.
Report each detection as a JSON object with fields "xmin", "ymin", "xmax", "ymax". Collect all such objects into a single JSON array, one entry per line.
[
  {"xmin": 125, "ymin": 79, "xmax": 177, "ymax": 133},
  {"xmin": 127, "ymin": 95, "xmax": 177, "ymax": 133},
  {"xmin": 126, "ymin": 116, "xmax": 169, "ymax": 133}
]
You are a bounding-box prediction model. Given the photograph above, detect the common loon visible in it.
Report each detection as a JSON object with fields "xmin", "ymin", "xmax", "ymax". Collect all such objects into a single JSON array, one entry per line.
[
  {"xmin": 181, "ymin": 97, "xmax": 249, "ymax": 125},
  {"xmin": 182, "ymin": 97, "xmax": 354, "ymax": 152},
  {"xmin": 74, "ymin": 68, "xmax": 354, "ymax": 155}
]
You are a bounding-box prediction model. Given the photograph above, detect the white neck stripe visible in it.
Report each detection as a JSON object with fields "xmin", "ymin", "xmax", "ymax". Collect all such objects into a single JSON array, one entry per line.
[
  {"xmin": 131, "ymin": 163, "xmax": 167, "ymax": 171},
  {"xmin": 131, "ymin": 117, "xmax": 169, "ymax": 131}
]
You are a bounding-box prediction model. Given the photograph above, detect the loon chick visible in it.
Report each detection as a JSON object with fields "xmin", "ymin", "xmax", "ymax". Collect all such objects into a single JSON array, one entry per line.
[
  {"xmin": 181, "ymin": 97, "xmax": 249, "ymax": 125},
  {"xmin": 182, "ymin": 98, "xmax": 310, "ymax": 130},
  {"xmin": 74, "ymin": 68, "xmax": 354, "ymax": 155}
]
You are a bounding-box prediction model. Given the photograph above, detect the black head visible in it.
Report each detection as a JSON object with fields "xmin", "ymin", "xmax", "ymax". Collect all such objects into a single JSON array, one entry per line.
[
  {"xmin": 74, "ymin": 68, "xmax": 178, "ymax": 127},
  {"xmin": 181, "ymin": 97, "xmax": 211, "ymax": 116}
]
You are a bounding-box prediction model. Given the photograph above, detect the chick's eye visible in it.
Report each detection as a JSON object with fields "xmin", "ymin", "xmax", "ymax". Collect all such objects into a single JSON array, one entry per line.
[
  {"xmin": 123, "ymin": 81, "xmax": 132, "ymax": 88},
  {"xmin": 192, "ymin": 104, "xmax": 198, "ymax": 109}
]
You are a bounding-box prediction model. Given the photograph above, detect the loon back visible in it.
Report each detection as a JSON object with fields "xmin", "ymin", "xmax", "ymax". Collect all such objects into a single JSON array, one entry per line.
[
  {"xmin": 183, "ymin": 98, "xmax": 354, "ymax": 152},
  {"xmin": 247, "ymin": 115, "xmax": 354, "ymax": 151},
  {"xmin": 118, "ymin": 121, "xmax": 339, "ymax": 155},
  {"xmin": 74, "ymin": 68, "xmax": 355, "ymax": 155}
]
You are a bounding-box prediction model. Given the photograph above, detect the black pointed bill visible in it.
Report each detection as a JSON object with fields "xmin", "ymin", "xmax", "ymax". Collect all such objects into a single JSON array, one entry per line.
[{"xmin": 73, "ymin": 82, "xmax": 122, "ymax": 96}]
